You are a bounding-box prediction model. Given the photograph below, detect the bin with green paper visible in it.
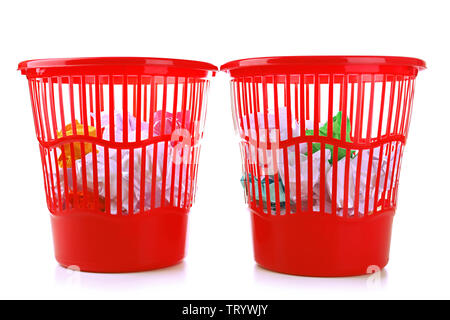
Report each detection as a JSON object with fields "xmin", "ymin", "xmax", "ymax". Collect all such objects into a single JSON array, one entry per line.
[{"xmin": 222, "ymin": 56, "xmax": 425, "ymax": 276}]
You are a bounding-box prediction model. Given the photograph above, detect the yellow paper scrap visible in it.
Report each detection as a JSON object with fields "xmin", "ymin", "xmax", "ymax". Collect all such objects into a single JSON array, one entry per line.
[{"xmin": 57, "ymin": 121, "xmax": 97, "ymax": 168}]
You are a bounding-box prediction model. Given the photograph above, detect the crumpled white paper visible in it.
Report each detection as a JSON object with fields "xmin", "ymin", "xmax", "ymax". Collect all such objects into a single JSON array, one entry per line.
[
  {"xmin": 239, "ymin": 109, "xmax": 402, "ymax": 216},
  {"xmin": 324, "ymin": 146, "xmax": 399, "ymax": 215},
  {"xmin": 279, "ymin": 149, "xmax": 331, "ymax": 203},
  {"xmin": 241, "ymin": 109, "xmax": 319, "ymax": 175},
  {"xmin": 54, "ymin": 111, "xmax": 190, "ymax": 214}
]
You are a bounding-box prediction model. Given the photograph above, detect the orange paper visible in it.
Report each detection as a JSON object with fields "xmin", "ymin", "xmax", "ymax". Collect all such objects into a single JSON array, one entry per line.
[{"xmin": 57, "ymin": 121, "xmax": 97, "ymax": 168}]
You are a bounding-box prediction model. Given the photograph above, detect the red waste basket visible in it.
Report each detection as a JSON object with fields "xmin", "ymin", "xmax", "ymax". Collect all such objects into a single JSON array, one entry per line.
[
  {"xmin": 19, "ymin": 57, "xmax": 217, "ymax": 272},
  {"xmin": 221, "ymin": 56, "xmax": 425, "ymax": 276}
]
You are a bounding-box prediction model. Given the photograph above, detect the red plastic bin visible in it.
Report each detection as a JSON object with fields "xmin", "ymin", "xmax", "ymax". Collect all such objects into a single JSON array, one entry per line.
[
  {"xmin": 19, "ymin": 57, "xmax": 217, "ymax": 272},
  {"xmin": 221, "ymin": 56, "xmax": 425, "ymax": 276}
]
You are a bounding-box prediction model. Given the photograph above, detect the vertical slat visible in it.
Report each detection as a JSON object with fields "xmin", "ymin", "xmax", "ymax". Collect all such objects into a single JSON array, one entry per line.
[
  {"xmin": 38, "ymin": 146, "xmax": 51, "ymax": 209},
  {"xmin": 319, "ymin": 143, "xmax": 325, "ymax": 213},
  {"xmin": 169, "ymin": 77, "xmax": 179, "ymax": 206},
  {"xmin": 364, "ymin": 75, "xmax": 376, "ymax": 215},
  {"xmin": 294, "ymin": 143, "xmax": 301, "ymax": 213},
  {"xmin": 27, "ymin": 79, "xmax": 41, "ymax": 139},
  {"xmin": 313, "ymin": 73, "xmax": 320, "ymax": 134},
  {"xmin": 285, "ymin": 76, "xmax": 293, "ymax": 140},
  {"xmin": 404, "ymin": 79, "xmax": 416, "ymax": 139},
  {"xmin": 327, "ymin": 75, "xmax": 334, "ymax": 141},
  {"xmin": 246, "ymin": 79, "xmax": 258, "ymax": 207},
  {"xmin": 342, "ymin": 149, "xmax": 351, "ymax": 217},
  {"xmin": 393, "ymin": 78, "xmax": 405, "ymax": 135},
  {"xmin": 330, "ymin": 76, "xmax": 341, "ymax": 216},
  {"xmin": 56, "ymin": 77, "xmax": 70, "ymax": 211},
  {"xmin": 354, "ymin": 75, "xmax": 363, "ymax": 143},
  {"xmin": 40, "ymin": 79, "xmax": 57, "ymax": 211},
  {"xmin": 143, "ymin": 83, "xmax": 148, "ymax": 122},
  {"xmin": 311, "ymin": 73, "xmax": 320, "ymax": 212},
  {"xmin": 241, "ymin": 79, "xmax": 256, "ymax": 206},
  {"xmin": 305, "ymin": 79, "xmax": 310, "ymax": 120},
  {"xmin": 79, "ymin": 76, "xmax": 89, "ymax": 208},
  {"xmin": 262, "ymin": 76, "xmax": 271, "ymax": 214},
  {"xmin": 366, "ymin": 75, "xmax": 375, "ymax": 141},
  {"xmin": 331, "ymin": 148, "xmax": 338, "ymax": 215},
  {"xmin": 135, "ymin": 76, "xmax": 145, "ymax": 213},
  {"xmin": 128, "ymin": 77, "xmax": 136, "ymax": 214},
  {"xmin": 399, "ymin": 77, "xmax": 412, "ymax": 136},
  {"xmin": 380, "ymin": 77, "xmax": 397, "ymax": 211},
  {"xmin": 106, "ymin": 76, "xmax": 115, "ymax": 214},
  {"xmin": 385, "ymin": 76, "xmax": 397, "ymax": 137},
  {"xmin": 238, "ymin": 82, "xmax": 251, "ymax": 207},
  {"xmin": 387, "ymin": 77, "xmax": 405, "ymax": 204},
  {"xmin": 299, "ymin": 75, "xmax": 306, "ymax": 209},
  {"xmin": 48, "ymin": 78, "xmax": 63, "ymax": 210},
  {"xmin": 160, "ymin": 76, "xmax": 169, "ymax": 207},
  {"xmin": 230, "ymin": 81, "xmax": 239, "ymax": 135},
  {"xmin": 294, "ymin": 76, "xmax": 299, "ymax": 123},
  {"xmin": 117, "ymin": 76, "xmax": 127, "ymax": 215},
  {"xmin": 373, "ymin": 75, "xmax": 387, "ymax": 214},
  {"xmin": 89, "ymin": 82, "xmax": 94, "ymax": 126},
  {"xmin": 68, "ymin": 77, "xmax": 78, "ymax": 206},
  {"xmin": 34, "ymin": 80, "xmax": 45, "ymax": 140},
  {"xmin": 33, "ymin": 81, "xmax": 51, "ymax": 206},
  {"xmin": 349, "ymin": 81, "xmax": 355, "ymax": 137},
  {"xmin": 251, "ymin": 78, "xmax": 264, "ymax": 210},
  {"xmin": 388, "ymin": 141, "xmax": 400, "ymax": 204},
  {"xmin": 99, "ymin": 80, "xmax": 104, "ymax": 112},
  {"xmin": 135, "ymin": 76, "xmax": 144, "ymax": 213},
  {"xmin": 255, "ymin": 80, "xmax": 261, "ymax": 113},
  {"xmin": 283, "ymin": 76, "xmax": 292, "ymax": 214},
  {"xmin": 341, "ymin": 75, "xmax": 350, "ymax": 217},
  {"xmin": 307, "ymin": 142, "xmax": 313, "ymax": 212},
  {"xmin": 40, "ymin": 79, "xmax": 53, "ymax": 141},
  {"xmin": 108, "ymin": 75, "xmax": 116, "ymax": 143},
  {"xmin": 187, "ymin": 79, "xmax": 199, "ymax": 207},
  {"xmin": 150, "ymin": 78, "xmax": 159, "ymax": 209},
  {"xmin": 299, "ymin": 74, "xmax": 306, "ymax": 136},
  {"xmin": 34, "ymin": 80, "xmax": 52, "ymax": 208},
  {"xmin": 176, "ymin": 77, "xmax": 188, "ymax": 208},
  {"xmin": 92, "ymin": 76, "xmax": 101, "ymax": 211},
  {"xmin": 191, "ymin": 145, "xmax": 201, "ymax": 206},
  {"xmin": 183, "ymin": 79, "xmax": 198, "ymax": 208},
  {"xmin": 135, "ymin": 76, "xmax": 142, "ymax": 141},
  {"xmin": 145, "ymin": 77, "xmax": 154, "ymax": 209},
  {"xmin": 240, "ymin": 143, "xmax": 251, "ymax": 206},
  {"xmin": 133, "ymin": 84, "xmax": 137, "ymax": 117},
  {"xmin": 353, "ymin": 147, "xmax": 363, "ymax": 216},
  {"xmin": 189, "ymin": 81, "xmax": 205, "ymax": 207},
  {"xmin": 272, "ymin": 77, "xmax": 282, "ymax": 215},
  {"xmin": 102, "ymin": 76, "xmax": 114, "ymax": 214},
  {"xmin": 353, "ymin": 75, "xmax": 364, "ymax": 215},
  {"xmin": 181, "ymin": 79, "xmax": 194, "ymax": 208},
  {"xmin": 317, "ymin": 75, "xmax": 326, "ymax": 213},
  {"xmin": 235, "ymin": 79, "xmax": 246, "ymax": 137},
  {"xmin": 392, "ymin": 144, "xmax": 404, "ymax": 205},
  {"xmin": 188, "ymin": 82, "xmax": 202, "ymax": 207}
]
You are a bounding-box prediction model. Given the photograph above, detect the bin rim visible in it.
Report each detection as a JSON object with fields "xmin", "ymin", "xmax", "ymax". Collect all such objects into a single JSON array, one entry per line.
[
  {"xmin": 18, "ymin": 57, "xmax": 218, "ymax": 76},
  {"xmin": 220, "ymin": 55, "xmax": 426, "ymax": 74}
]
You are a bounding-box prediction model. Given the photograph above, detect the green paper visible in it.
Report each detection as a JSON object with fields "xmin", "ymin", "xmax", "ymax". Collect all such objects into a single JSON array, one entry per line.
[{"xmin": 305, "ymin": 111, "xmax": 353, "ymax": 163}]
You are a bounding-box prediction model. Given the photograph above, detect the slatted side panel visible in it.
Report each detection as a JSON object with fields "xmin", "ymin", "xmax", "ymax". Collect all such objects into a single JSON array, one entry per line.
[
  {"xmin": 28, "ymin": 76, "xmax": 210, "ymax": 215},
  {"xmin": 231, "ymin": 74, "xmax": 416, "ymax": 217}
]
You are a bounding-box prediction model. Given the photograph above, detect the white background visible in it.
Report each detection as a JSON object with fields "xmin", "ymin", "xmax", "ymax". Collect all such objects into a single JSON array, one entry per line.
[{"xmin": 0, "ymin": 0, "xmax": 449, "ymax": 299}]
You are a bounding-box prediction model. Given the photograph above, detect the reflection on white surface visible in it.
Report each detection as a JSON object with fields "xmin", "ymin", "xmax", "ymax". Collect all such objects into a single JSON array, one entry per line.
[
  {"xmin": 253, "ymin": 265, "xmax": 388, "ymax": 291},
  {"xmin": 54, "ymin": 262, "xmax": 187, "ymax": 291}
]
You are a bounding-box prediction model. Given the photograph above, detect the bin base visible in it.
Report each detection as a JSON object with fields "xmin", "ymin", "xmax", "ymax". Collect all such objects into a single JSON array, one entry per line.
[
  {"xmin": 50, "ymin": 208, "xmax": 188, "ymax": 273},
  {"xmin": 250, "ymin": 209, "xmax": 394, "ymax": 277}
]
